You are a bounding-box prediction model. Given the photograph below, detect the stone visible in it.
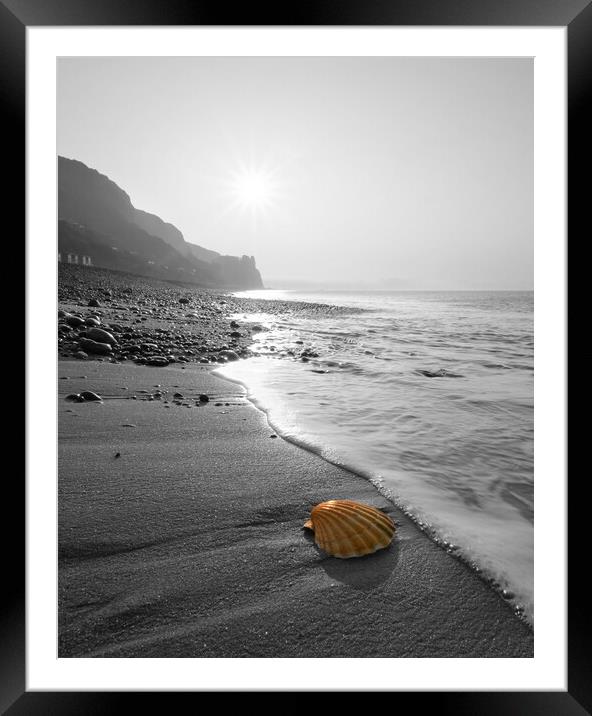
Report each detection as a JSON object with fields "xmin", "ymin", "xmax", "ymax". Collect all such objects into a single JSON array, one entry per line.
[
  {"xmin": 220, "ymin": 350, "xmax": 239, "ymax": 362},
  {"xmin": 146, "ymin": 356, "xmax": 169, "ymax": 367},
  {"xmin": 86, "ymin": 327, "xmax": 118, "ymax": 345},
  {"xmin": 79, "ymin": 337, "xmax": 112, "ymax": 355},
  {"xmin": 80, "ymin": 390, "xmax": 102, "ymax": 401},
  {"xmin": 65, "ymin": 314, "xmax": 85, "ymax": 328}
]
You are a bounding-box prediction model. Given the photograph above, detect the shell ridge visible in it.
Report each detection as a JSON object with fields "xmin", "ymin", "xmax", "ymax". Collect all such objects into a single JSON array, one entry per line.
[
  {"xmin": 328, "ymin": 503, "xmax": 392, "ymax": 539},
  {"xmin": 340, "ymin": 501, "xmax": 394, "ymax": 528},
  {"xmin": 316, "ymin": 509, "xmax": 356, "ymax": 556}
]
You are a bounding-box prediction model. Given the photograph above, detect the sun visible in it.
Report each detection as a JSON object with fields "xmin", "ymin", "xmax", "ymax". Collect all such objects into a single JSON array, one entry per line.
[
  {"xmin": 228, "ymin": 165, "xmax": 278, "ymax": 215},
  {"xmin": 232, "ymin": 169, "xmax": 272, "ymax": 208}
]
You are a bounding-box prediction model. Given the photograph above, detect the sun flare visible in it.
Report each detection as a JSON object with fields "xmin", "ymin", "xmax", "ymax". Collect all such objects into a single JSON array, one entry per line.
[{"xmin": 228, "ymin": 165, "xmax": 278, "ymax": 215}]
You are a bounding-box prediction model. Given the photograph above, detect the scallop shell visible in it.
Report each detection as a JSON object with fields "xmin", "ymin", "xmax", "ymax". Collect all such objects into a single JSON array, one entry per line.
[{"xmin": 303, "ymin": 499, "xmax": 395, "ymax": 558}]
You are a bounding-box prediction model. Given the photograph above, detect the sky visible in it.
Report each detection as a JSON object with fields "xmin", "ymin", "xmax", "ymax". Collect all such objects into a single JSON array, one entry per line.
[{"xmin": 58, "ymin": 57, "xmax": 533, "ymax": 290}]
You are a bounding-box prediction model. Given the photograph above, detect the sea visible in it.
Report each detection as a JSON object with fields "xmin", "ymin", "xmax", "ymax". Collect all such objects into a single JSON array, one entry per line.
[{"xmin": 216, "ymin": 289, "xmax": 534, "ymax": 623}]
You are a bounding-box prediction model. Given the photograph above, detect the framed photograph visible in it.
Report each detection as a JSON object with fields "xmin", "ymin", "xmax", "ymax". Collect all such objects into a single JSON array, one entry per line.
[{"xmin": 10, "ymin": 0, "xmax": 586, "ymax": 709}]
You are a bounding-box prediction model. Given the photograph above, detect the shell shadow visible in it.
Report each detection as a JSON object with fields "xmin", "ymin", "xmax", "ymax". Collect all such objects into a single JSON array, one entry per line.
[{"xmin": 303, "ymin": 529, "xmax": 400, "ymax": 590}]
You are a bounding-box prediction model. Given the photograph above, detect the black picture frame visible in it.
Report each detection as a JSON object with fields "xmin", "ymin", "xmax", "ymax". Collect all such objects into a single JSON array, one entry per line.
[{"xmin": 9, "ymin": 0, "xmax": 588, "ymax": 710}]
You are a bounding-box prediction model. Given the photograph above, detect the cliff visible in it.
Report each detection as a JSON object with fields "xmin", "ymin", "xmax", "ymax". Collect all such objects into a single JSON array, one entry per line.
[{"xmin": 58, "ymin": 156, "xmax": 264, "ymax": 289}]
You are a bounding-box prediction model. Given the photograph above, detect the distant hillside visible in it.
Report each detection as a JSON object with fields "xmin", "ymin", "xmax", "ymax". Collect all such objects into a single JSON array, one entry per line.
[{"xmin": 58, "ymin": 156, "xmax": 263, "ymax": 289}]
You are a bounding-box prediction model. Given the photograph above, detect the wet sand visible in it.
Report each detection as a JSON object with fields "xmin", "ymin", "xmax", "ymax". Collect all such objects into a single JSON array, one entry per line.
[{"xmin": 58, "ymin": 360, "xmax": 533, "ymax": 658}]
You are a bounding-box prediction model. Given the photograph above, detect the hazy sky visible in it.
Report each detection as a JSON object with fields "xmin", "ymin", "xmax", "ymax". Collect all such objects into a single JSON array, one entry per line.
[{"xmin": 58, "ymin": 57, "xmax": 533, "ymax": 289}]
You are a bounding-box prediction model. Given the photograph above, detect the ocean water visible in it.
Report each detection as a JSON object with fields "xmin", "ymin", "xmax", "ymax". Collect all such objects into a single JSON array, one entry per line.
[{"xmin": 217, "ymin": 290, "xmax": 534, "ymax": 623}]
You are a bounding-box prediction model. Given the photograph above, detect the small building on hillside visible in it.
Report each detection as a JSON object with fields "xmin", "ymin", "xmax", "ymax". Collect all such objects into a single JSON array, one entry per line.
[{"xmin": 58, "ymin": 253, "xmax": 92, "ymax": 266}]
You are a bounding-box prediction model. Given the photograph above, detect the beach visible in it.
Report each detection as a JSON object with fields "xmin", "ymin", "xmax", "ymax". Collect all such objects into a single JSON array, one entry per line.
[
  {"xmin": 58, "ymin": 266, "xmax": 533, "ymax": 658},
  {"xmin": 59, "ymin": 362, "xmax": 533, "ymax": 658}
]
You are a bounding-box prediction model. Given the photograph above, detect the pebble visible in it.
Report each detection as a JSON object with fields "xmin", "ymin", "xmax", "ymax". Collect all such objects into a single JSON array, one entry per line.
[
  {"xmin": 146, "ymin": 356, "xmax": 169, "ymax": 367},
  {"xmin": 79, "ymin": 391, "xmax": 102, "ymax": 401},
  {"xmin": 65, "ymin": 315, "xmax": 85, "ymax": 328},
  {"xmin": 79, "ymin": 337, "xmax": 112, "ymax": 355},
  {"xmin": 85, "ymin": 327, "xmax": 118, "ymax": 345}
]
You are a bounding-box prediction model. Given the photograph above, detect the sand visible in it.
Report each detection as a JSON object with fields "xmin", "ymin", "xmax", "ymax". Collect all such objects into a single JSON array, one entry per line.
[{"xmin": 58, "ymin": 360, "xmax": 533, "ymax": 658}]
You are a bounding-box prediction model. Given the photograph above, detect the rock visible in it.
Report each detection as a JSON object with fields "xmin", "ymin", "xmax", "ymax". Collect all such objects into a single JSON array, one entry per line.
[
  {"xmin": 86, "ymin": 327, "xmax": 118, "ymax": 345},
  {"xmin": 80, "ymin": 390, "xmax": 102, "ymax": 401},
  {"xmin": 198, "ymin": 394, "xmax": 209, "ymax": 403},
  {"xmin": 230, "ymin": 320, "xmax": 240, "ymax": 328},
  {"xmin": 65, "ymin": 315, "xmax": 85, "ymax": 328},
  {"xmin": 146, "ymin": 356, "xmax": 169, "ymax": 367},
  {"xmin": 74, "ymin": 351, "xmax": 88, "ymax": 360},
  {"xmin": 65, "ymin": 393, "xmax": 84, "ymax": 402},
  {"xmin": 85, "ymin": 316, "xmax": 101, "ymax": 327},
  {"xmin": 88, "ymin": 298, "xmax": 101, "ymax": 307},
  {"xmin": 220, "ymin": 350, "xmax": 239, "ymax": 362},
  {"xmin": 230, "ymin": 331, "xmax": 242, "ymax": 338},
  {"xmin": 179, "ymin": 297, "xmax": 190, "ymax": 304},
  {"xmin": 173, "ymin": 392, "xmax": 184, "ymax": 398},
  {"xmin": 79, "ymin": 337, "xmax": 112, "ymax": 355}
]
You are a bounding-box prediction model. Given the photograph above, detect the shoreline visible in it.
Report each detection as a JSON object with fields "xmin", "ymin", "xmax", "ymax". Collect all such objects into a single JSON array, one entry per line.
[
  {"xmin": 58, "ymin": 358, "xmax": 533, "ymax": 657},
  {"xmin": 215, "ymin": 365, "xmax": 533, "ymax": 627}
]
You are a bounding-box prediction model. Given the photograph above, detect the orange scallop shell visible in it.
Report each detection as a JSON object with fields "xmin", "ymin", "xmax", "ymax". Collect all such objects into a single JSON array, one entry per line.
[{"xmin": 303, "ymin": 499, "xmax": 395, "ymax": 558}]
